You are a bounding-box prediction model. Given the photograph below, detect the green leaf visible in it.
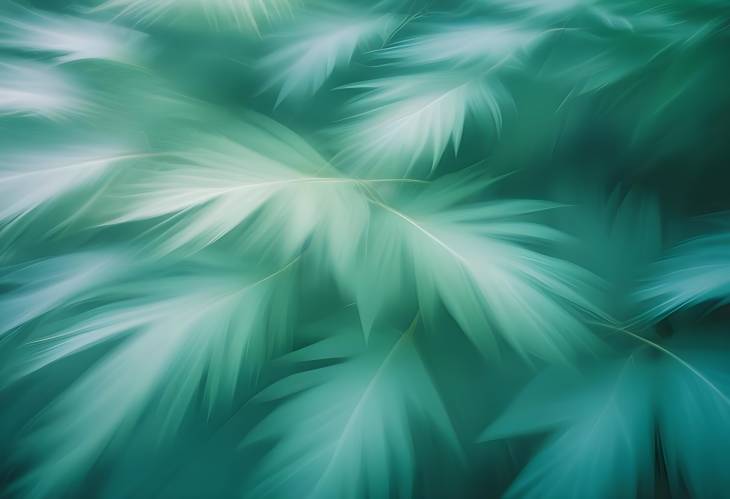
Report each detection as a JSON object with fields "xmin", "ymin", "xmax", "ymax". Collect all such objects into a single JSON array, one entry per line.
[
  {"xmin": 0, "ymin": 251, "xmax": 127, "ymax": 337},
  {"xmin": 638, "ymin": 232, "xmax": 730, "ymax": 321},
  {"xmin": 0, "ymin": 59, "xmax": 85, "ymax": 119},
  {"xmin": 483, "ymin": 346, "xmax": 730, "ymax": 499},
  {"xmin": 15, "ymin": 258, "xmax": 296, "ymax": 499},
  {"xmin": 246, "ymin": 317, "xmax": 462, "ymax": 499},
  {"xmin": 377, "ymin": 21, "xmax": 543, "ymax": 69},
  {"xmin": 99, "ymin": 114, "xmax": 370, "ymax": 262},
  {"xmin": 261, "ymin": 10, "xmax": 398, "ymax": 105},
  {"xmin": 354, "ymin": 171, "xmax": 603, "ymax": 362},
  {"xmin": 91, "ymin": 0, "xmax": 294, "ymax": 32},
  {"xmin": 333, "ymin": 72, "xmax": 510, "ymax": 178},
  {"xmin": 0, "ymin": 143, "xmax": 140, "ymax": 233},
  {"xmin": 0, "ymin": 4, "xmax": 147, "ymax": 64}
]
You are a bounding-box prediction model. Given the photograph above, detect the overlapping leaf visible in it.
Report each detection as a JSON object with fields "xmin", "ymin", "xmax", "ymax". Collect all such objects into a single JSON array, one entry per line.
[
  {"xmin": 639, "ymin": 231, "xmax": 730, "ymax": 321},
  {"xmin": 15, "ymin": 257, "xmax": 296, "ymax": 499},
  {"xmin": 354, "ymin": 171, "xmax": 603, "ymax": 361},
  {"xmin": 334, "ymin": 72, "xmax": 509, "ymax": 178},
  {"xmin": 0, "ymin": 4, "xmax": 147, "ymax": 64},
  {"xmin": 482, "ymin": 346, "xmax": 730, "ymax": 499},
  {"xmin": 99, "ymin": 114, "xmax": 370, "ymax": 263},
  {"xmin": 261, "ymin": 9, "xmax": 398, "ymax": 104},
  {"xmin": 246, "ymin": 318, "xmax": 462, "ymax": 499}
]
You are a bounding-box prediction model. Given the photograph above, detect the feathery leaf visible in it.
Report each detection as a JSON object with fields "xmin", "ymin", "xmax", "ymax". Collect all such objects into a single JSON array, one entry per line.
[{"xmin": 247, "ymin": 317, "xmax": 462, "ymax": 499}]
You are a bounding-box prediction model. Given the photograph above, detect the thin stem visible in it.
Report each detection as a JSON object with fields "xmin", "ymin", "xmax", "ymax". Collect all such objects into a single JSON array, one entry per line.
[{"xmin": 593, "ymin": 321, "xmax": 730, "ymax": 406}]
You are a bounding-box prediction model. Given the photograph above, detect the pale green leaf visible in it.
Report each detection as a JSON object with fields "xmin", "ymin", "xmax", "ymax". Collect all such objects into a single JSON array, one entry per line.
[{"xmin": 246, "ymin": 318, "xmax": 462, "ymax": 499}]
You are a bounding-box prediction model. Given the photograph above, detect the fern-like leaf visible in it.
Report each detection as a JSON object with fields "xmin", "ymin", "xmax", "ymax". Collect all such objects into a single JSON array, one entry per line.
[
  {"xmin": 482, "ymin": 346, "xmax": 730, "ymax": 498},
  {"xmin": 261, "ymin": 10, "xmax": 397, "ymax": 105},
  {"xmin": 333, "ymin": 73, "xmax": 509, "ymax": 178},
  {"xmin": 15, "ymin": 258, "xmax": 296, "ymax": 499},
  {"xmin": 638, "ymin": 232, "xmax": 730, "ymax": 321},
  {"xmin": 354, "ymin": 171, "xmax": 602, "ymax": 361},
  {"xmin": 0, "ymin": 4, "xmax": 147, "ymax": 63},
  {"xmin": 246, "ymin": 317, "xmax": 462, "ymax": 499}
]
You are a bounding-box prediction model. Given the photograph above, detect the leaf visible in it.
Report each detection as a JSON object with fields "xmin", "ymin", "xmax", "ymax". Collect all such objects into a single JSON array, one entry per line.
[
  {"xmin": 0, "ymin": 143, "xmax": 139, "ymax": 232},
  {"xmin": 638, "ymin": 232, "xmax": 730, "ymax": 321},
  {"xmin": 261, "ymin": 10, "xmax": 398, "ymax": 105},
  {"xmin": 0, "ymin": 4, "xmax": 147, "ymax": 64},
  {"xmin": 483, "ymin": 345, "xmax": 730, "ymax": 498},
  {"xmin": 655, "ymin": 348, "xmax": 730, "ymax": 498},
  {"xmin": 91, "ymin": 0, "xmax": 293, "ymax": 32},
  {"xmin": 354, "ymin": 171, "xmax": 602, "ymax": 362},
  {"xmin": 377, "ymin": 21, "xmax": 543, "ymax": 69},
  {"xmin": 246, "ymin": 318, "xmax": 462, "ymax": 499},
  {"xmin": 100, "ymin": 114, "xmax": 370, "ymax": 264},
  {"xmin": 0, "ymin": 251, "xmax": 127, "ymax": 337},
  {"xmin": 333, "ymin": 72, "xmax": 510, "ymax": 178},
  {"xmin": 486, "ymin": 359, "xmax": 655, "ymax": 499},
  {"xmin": 16, "ymin": 258, "xmax": 296, "ymax": 499},
  {"xmin": 0, "ymin": 59, "xmax": 85, "ymax": 118}
]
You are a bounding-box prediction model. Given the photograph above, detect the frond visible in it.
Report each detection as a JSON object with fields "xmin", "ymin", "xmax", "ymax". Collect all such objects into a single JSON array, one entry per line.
[
  {"xmin": 91, "ymin": 0, "xmax": 294, "ymax": 32},
  {"xmin": 482, "ymin": 344, "xmax": 730, "ymax": 498},
  {"xmin": 16, "ymin": 258, "xmax": 296, "ymax": 499},
  {"xmin": 354, "ymin": 171, "xmax": 602, "ymax": 362},
  {"xmin": 0, "ymin": 143, "xmax": 138, "ymax": 233},
  {"xmin": 0, "ymin": 251, "xmax": 127, "ymax": 337},
  {"xmin": 638, "ymin": 232, "xmax": 730, "ymax": 321},
  {"xmin": 0, "ymin": 5, "xmax": 147, "ymax": 63},
  {"xmin": 377, "ymin": 21, "xmax": 543, "ymax": 69},
  {"xmin": 0, "ymin": 60, "xmax": 85, "ymax": 118},
  {"xmin": 246, "ymin": 317, "xmax": 462, "ymax": 499},
  {"xmin": 655, "ymin": 348, "xmax": 730, "ymax": 498},
  {"xmin": 261, "ymin": 11, "xmax": 397, "ymax": 105},
  {"xmin": 333, "ymin": 72, "xmax": 509, "ymax": 178},
  {"xmin": 99, "ymin": 115, "xmax": 370, "ymax": 261},
  {"xmin": 482, "ymin": 361, "xmax": 655, "ymax": 499}
]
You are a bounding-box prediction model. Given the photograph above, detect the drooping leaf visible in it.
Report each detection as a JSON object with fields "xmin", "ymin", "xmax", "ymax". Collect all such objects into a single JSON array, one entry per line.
[
  {"xmin": 482, "ymin": 344, "xmax": 730, "ymax": 499},
  {"xmin": 0, "ymin": 142, "xmax": 139, "ymax": 233},
  {"xmin": 333, "ymin": 72, "xmax": 510, "ymax": 178},
  {"xmin": 99, "ymin": 114, "xmax": 370, "ymax": 263},
  {"xmin": 261, "ymin": 10, "xmax": 398, "ymax": 105},
  {"xmin": 16, "ymin": 258, "xmax": 297, "ymax": 499},
  {"xmin": 246, "ymin": 317, "xmax": 462, "ymax": 499},
  {"xmin": 0, "ymin": 4, "xmax": 147, "ymax": 64},
  {"xmin": 0, "ymin": 59, "xmax": 85, "ymax": 118},
  {"xmin": 638, "ymin": 231, "xmax": 730, "ymax": 321},
  {"xmin": 482, "ymin": 359, "xmax": 655, "ymax": 499},
  {"xmin": 0, "ymin": 251, "xmax": 128, "ymax": 337},
  {"xmin": 91, "ymin": 0, "xmax": 294, "ymax": 32},
  {"xmin": 654, "ymin": 347, "xmax": 730, "ymax": 498},
  {"xmin": 354, "ymin": 171, "xmax": 603, "ymax": 362},
  {"xmin": 377, "ymin": 21, "xmax": 544, "ymax": 69}
]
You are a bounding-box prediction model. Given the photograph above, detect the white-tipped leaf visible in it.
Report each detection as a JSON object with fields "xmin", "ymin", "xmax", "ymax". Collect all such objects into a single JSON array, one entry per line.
[
  {"xmin": 355, "ymin": 171, "xmax": 602, "ymax": 362},
  {"xmin": 262, "ymin": 11, "xmax": 398, "ymax": 104},
  {"xmin": 101, "ymin": 115, "xmax": 370, "ymax": 263},
  {"xmin": 378, "ymin": 21, "xmax": 543, "ymax": 68},
  {"xmin": 0, "ymin": 5, "xmax": 147, "ymax": 63},
  {"xmin": 0, "ymin": 251, "xmax": 128, "ymax": 336},
  {"xmin": 638, "ymin": 232, "xmax": 730, "ymax": 321},
  {"xmin": 0, "ymin": 143, "xmax": 137, "ymax": 230},
  {"xmin": 92, "ymin": 0, "xmax": 293, "ymax": 32},
  {"xmin": 334, "ymin": 72, "xmax": 509, "ymax": 178},
  {"xmin": 0, "ymin": 60, "xmax": 85, "ymax": 118},
  {"xmin": 19, "ymin": 260, "xmax": 296, "ymax": 499}
]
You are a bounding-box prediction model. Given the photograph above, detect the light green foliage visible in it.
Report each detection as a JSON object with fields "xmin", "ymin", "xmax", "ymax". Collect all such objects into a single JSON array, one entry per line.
[{"xmin": 0, "ymin": 0, "xmax": 729, "ymax": 498}]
